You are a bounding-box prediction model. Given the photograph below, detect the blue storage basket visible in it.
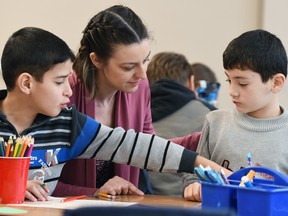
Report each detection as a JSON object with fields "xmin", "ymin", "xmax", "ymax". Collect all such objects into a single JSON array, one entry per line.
[{"xmin": 201, "ymin": 167, "xmax": 288, "ymax": 216}]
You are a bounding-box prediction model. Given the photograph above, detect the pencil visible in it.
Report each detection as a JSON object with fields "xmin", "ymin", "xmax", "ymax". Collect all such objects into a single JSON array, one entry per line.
[
  {"xmin": 60, "ymin": 195, "xmax": 86, "ymax": 203},
  {"xmin": 5, "ymin": 142, "xmax": 10, "ymax": 157},
  {"xmin": 97, "ymin": 193, "xmax": 116, "ymax": 199},
  {"xmin": 9, "ymin": 145, "xmax": 14, "ymax": 157},
  {"xmin": 0, "ymin": 137, "xmax": 5, "ymax": 157},
  {"xmin": 13, "ymin": 142, "xmax": 19, "ymax": 157},
  {"xmin": 0, "ymin": 140, "xmax": 4, "ymax": 157},
  {"xmin": 19, "ymin": 142, "xmax": 28, "ymax": 157}
]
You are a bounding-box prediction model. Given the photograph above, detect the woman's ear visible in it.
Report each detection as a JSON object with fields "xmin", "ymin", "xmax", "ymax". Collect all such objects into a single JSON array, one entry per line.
[
  {"xmin": 89, "ymin": 52, "xmax": 102, "ymax": 68},
  {"xmin": 272, "ymin": 73, "xmax": 285, "ymax": 93},
  {"xmin": 17, "ymin": 73, "xmax": 32, "ymax": 95}
]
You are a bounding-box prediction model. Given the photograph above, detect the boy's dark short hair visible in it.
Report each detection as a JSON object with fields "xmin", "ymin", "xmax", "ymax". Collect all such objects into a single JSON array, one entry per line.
[
  {"xmin": 1, "ymin": 27, "xmax": 75, "ymax": 91},
  {"xmin": 223, "ymin": 29, "xmax": 288, "ymax": 82}
]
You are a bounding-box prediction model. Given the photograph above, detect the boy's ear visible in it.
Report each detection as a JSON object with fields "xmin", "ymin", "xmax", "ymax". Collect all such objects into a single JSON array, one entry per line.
[
  {"xmin": 89, "ymin": 52, "xmax": 102, "ymax": 68},
  {"xmin": 272, "ymin": 73, "xmax": 285, "ymax": 93},
  {"xmin": 17, "ymin": 73, "xmax": 32, "ymax": 94},
  {"xmin": 187, "ymin": 75, "xmax": 195, "ymax": 91}
]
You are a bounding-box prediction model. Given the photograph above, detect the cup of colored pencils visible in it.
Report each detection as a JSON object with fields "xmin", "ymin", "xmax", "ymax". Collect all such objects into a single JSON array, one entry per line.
[{"xmin": 0, "ymin": 135, "xmax": 34, "ymax": 204}]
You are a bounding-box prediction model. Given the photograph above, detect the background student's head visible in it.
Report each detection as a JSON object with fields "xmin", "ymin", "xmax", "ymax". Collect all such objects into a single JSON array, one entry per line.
[{"xmin": 147, "ymin": 51, "xmax": 194, "ymax": 89}]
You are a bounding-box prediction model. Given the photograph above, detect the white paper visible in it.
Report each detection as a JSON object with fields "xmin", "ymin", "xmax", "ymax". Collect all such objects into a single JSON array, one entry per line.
[{"xmin": 9, "ymin": 196, "xmax": 136, "ymax": 209}]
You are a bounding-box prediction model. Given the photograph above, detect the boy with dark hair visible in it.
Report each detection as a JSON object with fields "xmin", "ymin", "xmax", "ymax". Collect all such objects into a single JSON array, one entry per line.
[
  {"xmin": 0, "ymin": 27, "xmax": 228, "ymax": 202},
  {"xmin": 183, "ymin": 29, "xmax": 288, "ymax": 201}
]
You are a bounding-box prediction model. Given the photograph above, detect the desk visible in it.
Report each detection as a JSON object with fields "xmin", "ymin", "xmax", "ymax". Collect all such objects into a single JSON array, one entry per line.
[{"xmin": 2, "ymin": 195, "xmax": 199, "ymax": 216}]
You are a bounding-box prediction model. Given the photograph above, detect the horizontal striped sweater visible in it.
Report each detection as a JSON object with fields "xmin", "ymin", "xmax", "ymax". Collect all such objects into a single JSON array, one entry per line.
[{"xmin": 0, "ymin": 102, "xmax": 197, "ymax": 194}]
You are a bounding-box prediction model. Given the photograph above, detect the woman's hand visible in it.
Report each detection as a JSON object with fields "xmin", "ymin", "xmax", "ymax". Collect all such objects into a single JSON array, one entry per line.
[{"xmin": 95, "ymin": 176, "xmax": 144, "ymax": 196}]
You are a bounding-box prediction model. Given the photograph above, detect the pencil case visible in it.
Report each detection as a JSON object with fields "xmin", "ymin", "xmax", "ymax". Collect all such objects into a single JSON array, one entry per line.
[{"xmin": 201, "ymin": 167, "xmax": 288, "ymax": 216}]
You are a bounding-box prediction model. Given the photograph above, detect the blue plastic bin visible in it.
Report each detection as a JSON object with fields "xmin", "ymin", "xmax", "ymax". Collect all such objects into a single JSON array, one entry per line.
[{"xmin": 201, "ymin": 167, "xmax": 288, "ymax": 216}]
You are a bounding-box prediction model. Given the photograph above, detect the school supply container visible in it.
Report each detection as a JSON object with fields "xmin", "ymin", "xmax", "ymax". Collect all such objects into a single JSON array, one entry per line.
[
  {"xmin": 0, "ymin": 157, "xmax": 30, "ymax": 204},
  {"xmin": 201, "ymin": 167, "xmax": 288, "ymax": 216}
]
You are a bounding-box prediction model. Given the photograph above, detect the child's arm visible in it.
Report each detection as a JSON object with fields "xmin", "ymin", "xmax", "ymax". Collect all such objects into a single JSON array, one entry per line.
[{"xmin": 25, "ymin": 180, "xmax": 50, "ymax": 202}]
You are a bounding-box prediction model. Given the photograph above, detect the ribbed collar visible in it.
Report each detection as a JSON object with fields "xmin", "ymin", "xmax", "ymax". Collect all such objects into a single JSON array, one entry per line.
[{"xmin": 234, "ymin": 105, "xmax": 288, "ymax": 132}]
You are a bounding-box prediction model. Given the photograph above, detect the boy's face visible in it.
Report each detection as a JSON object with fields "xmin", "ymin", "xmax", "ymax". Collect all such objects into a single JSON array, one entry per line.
[
  {"xmin": 225, "ymin": 69, "xmax": 275, "ymax": 118},
  {"xmin": 31, "ymin": 60, "xmax": 73, "ymax": 117}
]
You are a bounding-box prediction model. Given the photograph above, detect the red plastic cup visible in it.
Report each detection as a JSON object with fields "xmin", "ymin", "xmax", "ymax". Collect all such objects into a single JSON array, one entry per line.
[{"xmin": 0, "ymin": 157, "xmax": 30, "ymax": 204}]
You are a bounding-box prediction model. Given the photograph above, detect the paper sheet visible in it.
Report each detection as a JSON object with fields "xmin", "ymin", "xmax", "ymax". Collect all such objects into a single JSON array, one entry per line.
[{"xmin": 9, "ymin": 196, "xmax": 136, "ymax": 209}]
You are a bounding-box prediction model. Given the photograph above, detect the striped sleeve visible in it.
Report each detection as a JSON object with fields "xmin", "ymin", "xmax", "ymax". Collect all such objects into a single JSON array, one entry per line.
[{"xmin": 79, "ymin": 123, "xmax": 197, "ymax": 174}]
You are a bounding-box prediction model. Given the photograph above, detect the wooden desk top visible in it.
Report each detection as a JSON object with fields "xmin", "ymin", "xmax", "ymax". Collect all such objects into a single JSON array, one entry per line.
[{"xmin": 1, "ymin": 195, "xmax": 199, "ymax": 216}]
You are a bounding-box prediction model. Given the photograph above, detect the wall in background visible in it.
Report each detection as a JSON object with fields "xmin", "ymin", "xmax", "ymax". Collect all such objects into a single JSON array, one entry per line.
[
  {"xmin": 0, "ymin": 0, "xmax": 287, "ymax": 109},
  {"xmin": 263, "ymin": 0, "xmax": 288, "ymax": 109}
]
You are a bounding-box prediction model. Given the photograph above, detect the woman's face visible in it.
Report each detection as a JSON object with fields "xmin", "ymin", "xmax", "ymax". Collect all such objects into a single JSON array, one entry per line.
[{"xmin": 95, "ymin": 39, "xmax": 151, "ymax": 93}]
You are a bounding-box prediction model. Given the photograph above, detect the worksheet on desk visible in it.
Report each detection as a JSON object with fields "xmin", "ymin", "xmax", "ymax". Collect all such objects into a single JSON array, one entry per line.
[{"xmin": 9, "ymin": 196, "xmax": 136, "ymax": 209}]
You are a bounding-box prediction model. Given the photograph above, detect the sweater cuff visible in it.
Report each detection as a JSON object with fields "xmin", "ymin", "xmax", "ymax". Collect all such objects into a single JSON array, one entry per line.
[{"xmin": 178, "ymin": 149, "xmax": 198, "ymax": 173}]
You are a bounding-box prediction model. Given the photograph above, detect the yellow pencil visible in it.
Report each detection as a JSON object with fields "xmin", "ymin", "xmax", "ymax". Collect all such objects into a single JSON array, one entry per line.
[
  {"xmin": 13, "ymin": 142, "xmax": 19, "ymax": 157},
  {"xmin": 97, "ymin": 193, "xmax": 116, "ymax": 199}
]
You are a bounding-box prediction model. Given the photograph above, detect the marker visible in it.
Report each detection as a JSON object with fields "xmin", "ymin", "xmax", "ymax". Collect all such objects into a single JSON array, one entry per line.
[
  {"xmin": 60, "ymin": 195, "xmax": 86, "ymax": 203},
  {"xmin": 239, "ymin": 170, "xmax": 255, "ymax": 186},
  {"xmin": 247, "ymin": 152, "xmax": 252, "ymax": 167},
  {"xmin": 241, "ymin": 176, "xmax": 253, "ymax": 188},
  {"xmin": 204, "ymin": 170, "xmax": 223, "ymax": 184},
  {"xmin": 194, "ymin": 167, "xmax": 210, "ymax": 182},
  {"xmin": 219, "ymin": 168, "xmax": 230, "ymax": 184}
]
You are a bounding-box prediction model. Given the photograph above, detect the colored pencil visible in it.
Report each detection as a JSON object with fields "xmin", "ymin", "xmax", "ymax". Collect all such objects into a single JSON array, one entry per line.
[{"xmin": 60, "ymin": 195, "xmax": 86, "ymax": 203}]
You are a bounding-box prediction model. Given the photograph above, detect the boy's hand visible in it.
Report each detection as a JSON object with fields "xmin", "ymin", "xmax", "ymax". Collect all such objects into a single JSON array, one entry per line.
[
  {"xmin": 25, "ymin": 180, "xmax": 50, "ymax": 202},
  {"xmin": 95, "ymin": 176, "xmax": 144, "ymax": 196},
  {"xmin": 183, "ymin": 182, "xmax": 202, "ymax": 202}
]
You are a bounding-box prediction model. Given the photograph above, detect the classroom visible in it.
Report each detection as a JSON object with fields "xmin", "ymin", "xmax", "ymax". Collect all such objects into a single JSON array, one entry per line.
[{"xmin": 0, "ymin": 1, "xmax": 288, "ymax": 215}]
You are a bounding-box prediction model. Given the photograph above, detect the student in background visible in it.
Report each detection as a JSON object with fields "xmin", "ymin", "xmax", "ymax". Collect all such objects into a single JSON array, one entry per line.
[
  {"xmin": 148, "ymin": 52, "xmax": 216, "ymax": 139},
  {"xmin": 191, "ymin": 63, "xmax": 220, "ymax": 107},
  {"xmin": 191, "ymin": 63, "xmax": 217, "ymax": 86},
  {"xmin": 146, "ymin": 52, "xmax": 216, "ymax": 196},
  {"xmin": 56, "ymin": 5, "xmax": 205, "ymax": 197},
  {"xmin": 183, "ymin": 29, "xmax": 288, "ymax": 202},
  {"xmin": 0, "ymin": 26, "xmax": 231, "ymax": 202}
]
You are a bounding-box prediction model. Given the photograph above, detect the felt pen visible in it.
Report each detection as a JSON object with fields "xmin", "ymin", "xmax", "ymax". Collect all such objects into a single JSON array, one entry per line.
[
  {"xmin": 241, "ymin": 176, "xmax": 253, "ymax": 188},
  {"xmin": 239, "ymin": 169, "xmax": 255, "ymax": 186},
  {"xmin": 60, "ymin": 195, "xmax": 86, "ymax": 203},
  {"xmin": 204, "ymin": 170, "xmax": 222, "ymax": 184},
  {"xmin": 219, "ymin": 168, "xmax": 230, "ymax": 184},
  {"xmin": 247, "ymin": 152, "xmax": 252, "ymax": 167},
  {"xmin": 194, "ymin": 167, "xmax": 210, "ymax": 182}
]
